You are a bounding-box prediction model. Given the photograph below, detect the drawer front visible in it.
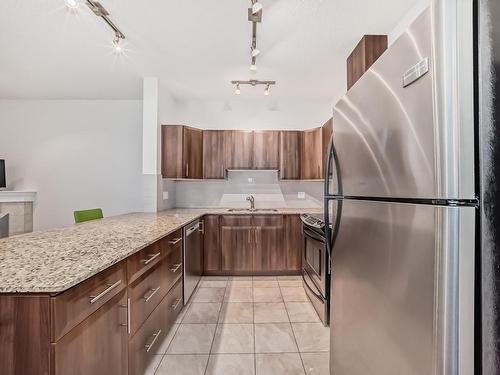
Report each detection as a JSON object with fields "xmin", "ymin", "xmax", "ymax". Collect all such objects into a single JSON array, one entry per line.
[
  {"xmin": 52, "ymin": 290, "xmax": 129, "ymax": 375},
  {"xmin": 127, "ymin": 241, "xmax": 164, "ymax": 284},
  {"xmin": 162, "ymin": 229, "xmax": 183, "ymax": 256},
  {"xmin": 128, "ymin": 279, "xmax": 182, "ymax": 375},
  {"xmin": 51, "ymin": 262, "xmax": 126, "ymax": 342},
  {"xmin": 129, "ymin": 259, "xmax": 171, "ymax": 335},
  {"xmin": 164, "ymin": 240, "xmax": 183, "ymax": 290}
]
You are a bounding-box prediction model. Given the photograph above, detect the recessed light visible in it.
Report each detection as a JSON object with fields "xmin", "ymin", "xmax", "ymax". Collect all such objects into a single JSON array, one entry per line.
[{"xmin": 64, "ymin": 0, "xmax": 79, "ymax": 10}]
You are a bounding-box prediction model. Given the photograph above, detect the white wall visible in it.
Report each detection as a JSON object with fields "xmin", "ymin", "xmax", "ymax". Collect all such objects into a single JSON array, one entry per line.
[
  {"xmin": 0, "ymin": 100, "xmax": 144, "ymax": 230},
  {"xmin": 388, "ymin": 0, "xmax": 432, "ymax": 45}
]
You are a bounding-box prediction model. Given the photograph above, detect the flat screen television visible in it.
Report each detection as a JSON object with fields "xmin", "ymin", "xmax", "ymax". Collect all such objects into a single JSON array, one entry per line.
[{"xmin": 0, "ymin": 160, "xmax": 5, "ymax": 189}]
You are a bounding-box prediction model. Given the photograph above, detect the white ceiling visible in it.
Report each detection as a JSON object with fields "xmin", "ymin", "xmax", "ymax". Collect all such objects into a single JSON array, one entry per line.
[{"xmin": 0, "ymin": 0, "xmax": 421, "ymax": 102}]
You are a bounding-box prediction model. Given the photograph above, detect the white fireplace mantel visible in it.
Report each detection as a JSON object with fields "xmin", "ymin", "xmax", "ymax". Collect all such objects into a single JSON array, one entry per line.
[{"xmin": 0, "ymin": 191, "xmax": 37, "ymax": 203}]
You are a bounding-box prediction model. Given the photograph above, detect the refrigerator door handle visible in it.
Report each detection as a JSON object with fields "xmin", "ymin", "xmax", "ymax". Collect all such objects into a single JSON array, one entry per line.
[
  {"xmin": 324, "ymin": 198, "xmax": 343, "ymax": 261},
  {"xmin": 324, "ymin": 138, "xmax": 343, "ymax": 198}
]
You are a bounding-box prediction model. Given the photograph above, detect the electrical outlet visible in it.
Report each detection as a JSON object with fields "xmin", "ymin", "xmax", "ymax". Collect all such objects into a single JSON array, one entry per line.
[
  {"xmin": 248, "ymin": 177, "xmax": 254, "ymax": 183},
  {"xmin": 162, "ymin": 191, "xmax": 169, "ymax": 200},
  {"xmin": 298, "ymin": 192, "xmax": 306, "ymax": 199}
]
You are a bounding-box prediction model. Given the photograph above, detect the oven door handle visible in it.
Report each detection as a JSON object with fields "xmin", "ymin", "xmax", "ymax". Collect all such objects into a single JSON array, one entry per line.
[
  {"xmin": 303, "ymin": 227, "xmax": 325, "ymax": 242},
  {"xmin": 302, "ymin": 269, "xmax": 324, "ymax": 301}
]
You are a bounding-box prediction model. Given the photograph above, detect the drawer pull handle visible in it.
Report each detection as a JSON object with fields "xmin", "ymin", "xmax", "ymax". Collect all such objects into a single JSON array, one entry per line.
[
  {"xmin": 89, "ymin": 280, "xmax": 122, "ymax": 304},
  {"xmin": 169, "ymin": 237, "xmax": 182, "ymax": 245},
  {"xmin": 171, "ymin": 298, "xmax": 182, "ymax": 311},
  {"xmin": 169, "ymin": 263, "xmax": 182, "ymax": 272},
  {"xmin": 145, "ymin": 329, "xmax": 162, "ymax": 353},
  {"xmin": 144, "ymin": 286, "xmax": 161, "ymax": 303},
  {"xmin": 141, "ymin": 252, "xmax": 161, "ymax": 265}
]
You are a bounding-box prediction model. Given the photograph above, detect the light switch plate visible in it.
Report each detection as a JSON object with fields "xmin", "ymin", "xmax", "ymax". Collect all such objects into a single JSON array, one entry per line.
[
  {"xmin": 298, "ymin": 192, "xmax": 306, "ymax": 199},
  {"xmin": 162, "ymin": 191, "xmax": 169, "ymax": 200}
]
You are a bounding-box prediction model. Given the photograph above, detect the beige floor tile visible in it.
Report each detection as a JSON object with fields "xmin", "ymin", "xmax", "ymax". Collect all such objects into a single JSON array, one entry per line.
[
  {"xmin": 167, "ymin": 324, "xmax": 216, "ymax": 354},
  {"xmin": 200, "ymin": 280, "xmax": 228, "ymax": 288},
  {"xmin": 155, "ymin": 354, "xmax": 209, "ymax": 375},
  {"xmin": 254, "ymin": 323, "xmax": 298, "ymax": 353},
  {"xmin": 211, "ymin": 324, "xmax": 255, "ymax": 354},
  {"xmin": 229, "ymin": 280, "xmax": 253, "ymax": 287},
  {"xmin": 143, "ymin": 354, "xmax": 163, "ymax": 375},
  {"xmin": 277, "ymin": 275, "xmax": 302, "ymax": 281},
  {"xmin": 292, "ymin": 323, "xmax": 330, "ymax": 352},
  {"xmin": 285, "ymin": 302, "xmax": 320, "ymax": 323},
  {"xmin": 231, "ymin": 276, "xmax": 253, "ymax": 281},
  {"xmin": 206, "ymin": 354, "xmax": 255, "ymax": 375},
  {"xmin": 278, "ymin": 279, "xmax": 303, "ymax": 287},
  {"xmin": 225, "ymin": 287, "xmax": 253, "ymax": 302},
  {"xmin": 183, "ymin": 303, "xmax": 221, "ymax": 323},
  {"xmin": 203, "ymin": 276, "xmax": 229, "ymax": 281},
  {"xmin": 280, "ymin": 287, "xmax": 309, "ymax": 302},
  {"xmin": 253, "ymin": 276, "xmax": 277, "ymax": 281},
  {"xmin": 253, "ymin": 280, "xmax": 279, "ymax": 288},
  {"xmin": 301, "ymin": 352, "xmax": 330, "ymax": 375},
  {"xmin": 175, "ymin": 304, "xmax": 189, "ymax": 323},
  {"xmin": 193, "ymin": 287, "xmax": 225, "ymax": 303},
  {"xmin": 155, "ymin": 323, "xmax": 180, "ymax": 354},
  {"xmin": 255, "ymin": 353, "xmax": 305, "ymax": 375},
  {"xmin": 253, "ymin": 288, "xmax": 283, "ymax": 303},
  {"xmin": 219, "ymin": 302, "xmax": 254, "ymax": 323},
  {"xmin": 254, "ymin": 303, "xmax": 289, "ymax": 323}
]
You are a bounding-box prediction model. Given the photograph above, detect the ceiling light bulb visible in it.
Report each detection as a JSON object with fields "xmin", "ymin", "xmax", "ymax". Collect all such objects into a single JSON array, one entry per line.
[
  {"xmin": 113, "ymin": 37, "xmax": 123, "ymax": 53},
  {"xmin": 264, "ymin": 84, "xmax": 270, "ymax": 96},
  {"xmin": 252, "ymin": 2, "xmax": 263, "ymax": 14},
  {"xmin": 251, "ymin": 48, "xmax": 260, "ymax": 57},
  {"xmin": 235, "ymin": 84, "xmax": 241, "ymax": 95},
  {"xmin": 250, "ymin": 64, "xmax": 257, "ymax": 72},
  {"xmin": 64, "ymin": 0, "xmax": 79, "ymax": 9}
]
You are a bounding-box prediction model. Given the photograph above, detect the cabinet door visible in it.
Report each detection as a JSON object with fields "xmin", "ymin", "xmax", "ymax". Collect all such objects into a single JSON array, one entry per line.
[
  {"xmin": 183, "ymin": 126, "xmax": 203, "ymax": 179},
  {"xmin": 161, "ymin": 125, "xmax": 184, "ymax": 178},
  {"xmin": 301, "ymin": 127, "xmax": 323, "ymax": 179},
  {"xmin": 253, "ymin": 131, "xmax": 280, "ymax": 169},
  {"xmin": 279, "ymin": 131, "xmax": 302, "ymax": 179},
  {"xmin": 284, "ymin": 215, "xmax": 304, "ymax": 271},
  {"xmin": 224, "ymin": 131, "xmax": 253, "ymax": 169},
  {"xmin": 52, "ymin": 290, "xmax": 128, "ymax": 375},
  {"xmin": 253, "ymin": 215, "xmax": 285, "ymax": 272},
  {"xmin": 203, "ymin": 215, "xmax": 221, "ymax": 272},
  {"xmin": 221, "ymin": 216, "xmax": 253, "ymax": 272},
  {"xmin": 203, "ymin": 130, "xmax": 225, "ymax": 179},
  {"xmin": 322, "ymin": 118, "xmax": 333, "ymax": 173}
]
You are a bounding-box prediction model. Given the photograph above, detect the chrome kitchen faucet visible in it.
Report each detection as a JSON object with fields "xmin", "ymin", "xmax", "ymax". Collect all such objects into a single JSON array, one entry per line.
[{"xmin": 246, "ymin": 195, "xmax": 255, "ymax": 211}]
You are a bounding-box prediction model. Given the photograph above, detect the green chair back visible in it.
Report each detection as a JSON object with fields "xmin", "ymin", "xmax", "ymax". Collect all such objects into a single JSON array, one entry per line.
[{"xmin": 74, "ymin": 208, "xmax": 103, "ymax": 224}]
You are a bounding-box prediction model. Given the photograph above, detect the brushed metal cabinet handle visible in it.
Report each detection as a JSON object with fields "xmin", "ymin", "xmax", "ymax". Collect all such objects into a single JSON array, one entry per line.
[
  {"xmin": 89, "ymin": 280, "xmax": 122, "ymax": 304},
  {"xmin": 186, "ymin": 163, "xmax": 189, "ymax": 177},
  {"xmin": 144, "ymin": 286, "xmax": 161, "ymax": 303},
  {"xmin": 171, "ymin": 298, "xmax": 182, "ymax": 311},
  {"xmin": 169, "ymin": 263, "xmax": 182, "ymax": 272},
  {"xmin": 169, "ymin": 237, "xmax": 182, "ymax": 245},
  {"xmin": 145, "ymin": 329, "xmax": 162, "ymax": 352},
  {"xmin": 141, "ymin": 252, "xmax": 161, "ymax": 265}
]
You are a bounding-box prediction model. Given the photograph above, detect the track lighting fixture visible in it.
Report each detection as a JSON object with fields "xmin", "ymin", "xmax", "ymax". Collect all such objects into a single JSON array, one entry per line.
[
  {"xmin": 113, "ymin": 34, "xmax": 123, "ymax": 53},
  {"xmin": 231, "ymin": 80, "xmax": 276, "ymax": 95},
  {"xmin": 250, "ymin": 63, "xmax": 257, "ymax": 72},
  {"xmin": 251, "ymin": 1, "xmax": 263, "ymax": 14},
  {"xmin": 251, "ymin": 47, "xmax": 260, "ymax": 57},
  {"xmin": 64, "ymin": 0, "xmax": 79, "ymax": 10}
]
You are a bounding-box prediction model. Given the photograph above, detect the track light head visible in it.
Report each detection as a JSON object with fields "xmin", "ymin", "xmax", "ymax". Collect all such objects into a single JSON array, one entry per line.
[
  {"xmin": 64, "ymin": 0, "xmax": 79, "ymax": 10},
  {"xmin": 264, "ymin": 84, "xmax": 270, "ymax": 96},
  {"xmin": 252, "ymin": 2, "xmax": 263, "ymax": 14},
  {"xmin": 251, "ymin": 47, "xmax": 260, "ymax": 57},
  {"xmin": 235, "ymin": 84, "xmax": 241, "ymax": 95},
  {"xmin": 113, "ymin": 35, "xmax": 123, "ymax": 53},
  {"xmin": 250, "ymin": 63, "xmax": 257, "ymax": 72}
]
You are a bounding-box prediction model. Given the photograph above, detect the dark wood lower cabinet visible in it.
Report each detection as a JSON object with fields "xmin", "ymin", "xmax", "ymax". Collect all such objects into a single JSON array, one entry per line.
[
  {"xmin": 52, "ymin": 290, "xmax": 129, "ymax": 375},
  {"xmin": 253, "ymin": 216, "xmax": 285, "ymax": 271},
  {"xmin": 284, "ymin": 215, "xmax": 304, "ymax": 271},
  {"xmin": 221, "ymin": 216, "xmax": 254, "ymax": 272},
  {"xmin": 204, "ymin": 215, "xmax": 221, "ymax": 272}
]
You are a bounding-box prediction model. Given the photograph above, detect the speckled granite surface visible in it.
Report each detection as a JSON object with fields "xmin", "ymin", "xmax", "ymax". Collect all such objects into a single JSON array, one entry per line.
[{"xmin": 0, "ymin": 208, "xmax": 320, "ymax": 294}]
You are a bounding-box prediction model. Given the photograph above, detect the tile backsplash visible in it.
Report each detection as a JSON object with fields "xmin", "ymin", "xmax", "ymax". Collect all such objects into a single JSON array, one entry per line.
[{"xmin": 169, "ymin": 170, "xmax": 322, "ymax": 209}]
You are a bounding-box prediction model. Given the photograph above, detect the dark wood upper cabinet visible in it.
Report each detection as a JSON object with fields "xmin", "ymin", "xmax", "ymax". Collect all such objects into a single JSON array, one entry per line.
[
  {"xmin": 253, "ymin": 131, "xmax": 280, "ymax": 169},
  {"xmin": 203, "ymin": 130, "xmax": 225, "ymax": 179},
  {"xmin": 322, "ymin": 118, "xmax": 333, "ymax": 172},
  {"xmin": 347, "ymin": 35, "xmax": 388, "ymax": 90},
  {"xmin": 224, "ymin": 131, "xmax": 254, "ymax": 170},
  {"xmin": 253, "ymin": 215, "xmax": 285, "ymax": 272},
  {"xmin": 161, "ymin": 125, "xmax": 203, "ymax": 179},
  {"xmin": 301, "ymin": 127, "xmax": 323, "ymax": 180},
  {"xmin": 203, "ymin": 215, "xmax": 221, "ymax": 273},
  {"xmin": 279, "ymin": 131, "xmax": 302, "ymax": 180}
]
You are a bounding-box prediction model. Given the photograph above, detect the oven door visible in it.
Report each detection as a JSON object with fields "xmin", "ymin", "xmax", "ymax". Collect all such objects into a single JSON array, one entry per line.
[{"xmin": 302, "ymin": 225, "xmax": 327, "ymax": 297}]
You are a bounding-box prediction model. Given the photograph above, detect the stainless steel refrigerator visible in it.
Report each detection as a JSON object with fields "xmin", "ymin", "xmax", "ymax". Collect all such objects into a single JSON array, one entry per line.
[{"xmin": 325, "ymin": 5, "xmax": 477, "ymax": 375}]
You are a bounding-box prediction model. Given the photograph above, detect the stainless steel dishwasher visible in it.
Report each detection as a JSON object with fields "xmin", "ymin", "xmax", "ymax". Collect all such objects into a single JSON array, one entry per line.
[{"xmin": 183, "ymin": 219, "xmax": 203, "ymax": 304}]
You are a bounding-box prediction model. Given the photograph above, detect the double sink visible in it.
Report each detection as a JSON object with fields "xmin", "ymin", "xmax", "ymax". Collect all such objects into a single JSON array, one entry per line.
[{"xmin": 226, "ymin": 208, "xmax": 279, "ymax": 212}]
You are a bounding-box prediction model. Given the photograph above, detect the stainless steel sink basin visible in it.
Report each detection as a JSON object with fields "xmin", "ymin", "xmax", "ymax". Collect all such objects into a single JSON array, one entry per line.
[{"xmin": 226, "ymin": 208, "xmax": 279, "ymax": 213}]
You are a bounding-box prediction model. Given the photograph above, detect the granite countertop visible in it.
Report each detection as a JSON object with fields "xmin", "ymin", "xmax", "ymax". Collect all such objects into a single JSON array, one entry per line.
[{"xmin": 0, "ymin": 207, "xmax": 321, "ymax": 294}]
